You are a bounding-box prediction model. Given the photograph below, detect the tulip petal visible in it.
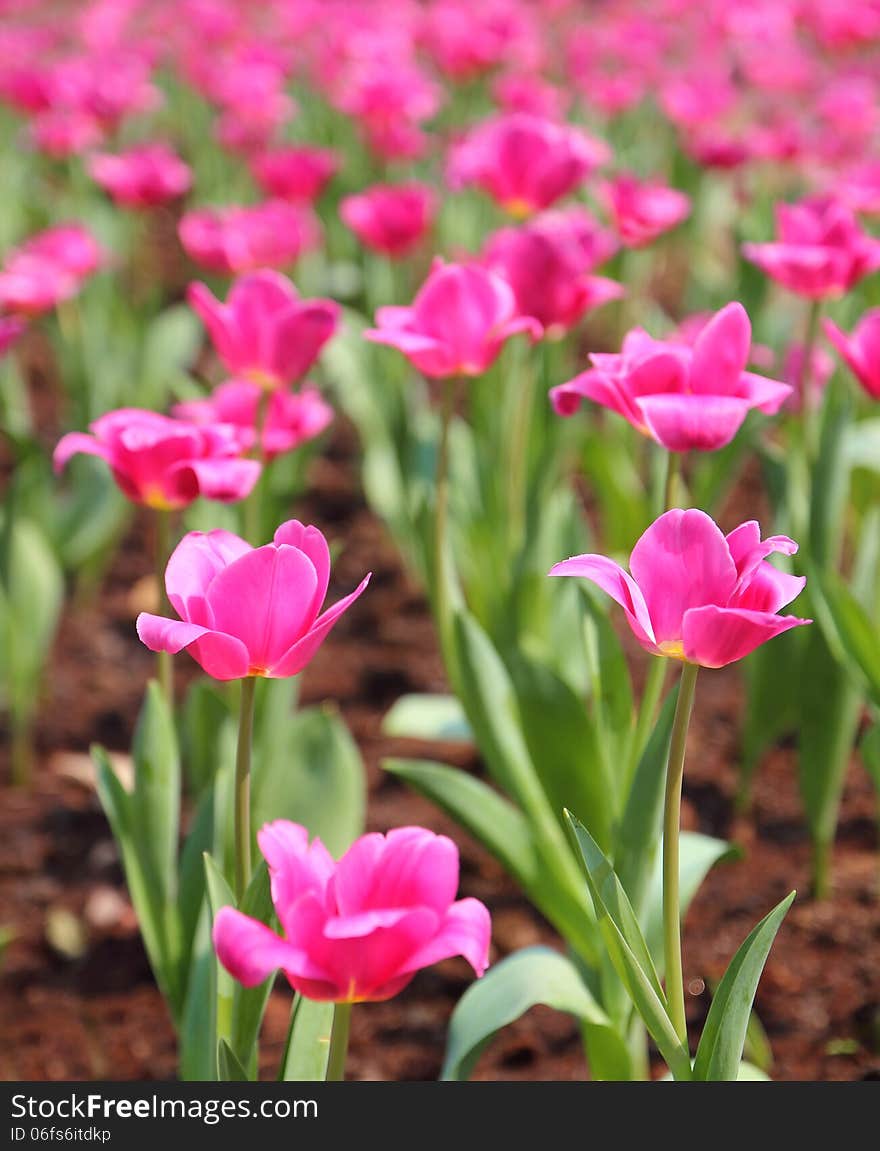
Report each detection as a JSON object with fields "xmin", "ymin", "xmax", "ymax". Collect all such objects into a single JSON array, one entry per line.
[
  {"xmin": 635, "ymin": 392, "xmax": 750, "ymax": 452},
  {"xmin": 629, "ymin": 510, "xmax": 737, "ymax": 646},
  {"xmin": 167, "ymin": 457, "xmax": 262, "ymax": 504},
  {"xmin": 268, "ymin": 573, "xmax": 371, "ymax": 678},
  {"xmin": 136, "ymin": 613, "xmax": 251, "ymax": 679},
  {"xmin": 53, "ymin": 432, "xmax": 112, "ymax": 474},
  {"xmin": 257, "ymin": 820, "xmax": 335, "ymax": 933},
  {"xmin": 187, "ymin": 282, "xmax": 238, "ymax": 369},
  {"xmin": 212, "ymin": 906, "xmax": 329, "ymax": 988},
  {"xmin": 739, "ymin": 371, "xmax": 793, "ymax": 414},
  {"xmin": 398, "ymin": 897, "xmax": 492, "ymax": 978},
  {"xmin": 682, "ymin": 605, "xmax": 811, "ymax": 668},
  {"xmin": 549, "ymin": 554, "xmax": 655, "ymax": 647},
  {"xmin": 273, "ymin": 520, "xmax": 331, "ymax": 617},
  {"xmin": 206, "ymin": 544, "xmax": 320, "ymax": 672},
  {"xmin": 165, "ymin": 528, "xmax": 252, "ymax": 625},
  {"xmin": 333, "ymin": 827, "xmax": 459, "ymax": 917},
  {"xmin": 690, "ymin": 301, "xmax": 750, "ymax": 396}
]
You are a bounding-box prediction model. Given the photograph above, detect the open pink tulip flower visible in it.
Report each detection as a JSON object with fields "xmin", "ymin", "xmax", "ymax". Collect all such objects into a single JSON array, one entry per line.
[
  {"xmin": 88, "ymin": 143, "xmax": 192, "ymax": 209},
  {"xmin": 54, "ymin": 409, "xmax": 261, "ymax": 510},
  {"xmin": 447, "ymin": 112, "xmax": 609, "ymax": 218},
  {"xmin": 742, "ymin": 196, "xmax": 880, "ymax": 300},
  {"xmin": 823, "ymin": 309, "xmax": 880, "ymax": 399},
  {"xmin": 179, "ymin": 201, "xmax": 318, "ymax": 275},
  {"xmin": 340, "ymin": 182, "xmax": 436, "ymax": 259},
  {"xmin": 599, "ymin": 173, "xmax": 691, "ymax": 248},
  {"xmin": 213, "ymin": 821, "xmax": 491, "ymax": 1001},
  {"xmin": 188, "ymin": 270, "xmax": 339, "ymax": 390},
  {"xmin": 174, "ymin": 381, "xmax": 333, "ymax": 460},
  {"xmin": 0, "ymin": 224, "xmax": 102, "ymax": 316},
  {"xmin": 364, "ymin": 259, "xmax": 541, "ymax": 378},
  {"xmin": 251, "ymin": 146, "xmax": 340, "ymax": 203},
  {"xmin": 484, "ymin": 209, "xmax": 621, "ymax": 337},
  {"xmin": 550, "ymin": 509, "xmax": 810, "ymax": 669},
  {"xmin": 136, "ymin": 521, "xmax": 370, "ymax": 681},
  {"xmin": 550, "ymin": 303, "xmax": 791, "ymax": 452}
]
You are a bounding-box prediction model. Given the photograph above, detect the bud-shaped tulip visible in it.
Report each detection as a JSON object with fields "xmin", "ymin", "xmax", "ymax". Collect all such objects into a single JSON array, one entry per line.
[
  {"xmin": 598, "ymin": 173, "xmax": 691, "ymax": 248},
  {"xmin": 251, "ymin": 146, "xmax": 340, "ymax": 202},
  {"xmin": 340, "ymin": 182, "xmax": 436, "ymax": 258},
  {"xmin": 89, "ymin": 143, "xmax": 192, "ymax": 209}
]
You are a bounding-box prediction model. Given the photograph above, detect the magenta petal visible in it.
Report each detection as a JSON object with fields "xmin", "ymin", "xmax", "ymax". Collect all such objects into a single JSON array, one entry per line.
[
  {"xmin": 268, "ymin": 573, "xmax": 371, "ymax": 677},
  {"xmin": 323, "ymin": 908, "xmax": 415, "ymax": 939},
  {"xmin": 334, "ymin": 827, "xmax": 459, "ymax": 916},
  {"xmin": 629, "ymin": 510, "xmax": 737, "ymax": 646},
  {"xmin": 635, "ymin": 392, "xmax": 750, "ymax": 452},
  {"xmin": 136, "ymin": 613, "xmax": 251, "ymax": 679},
  {"xmin": 690, "ymin": 301, "xmax": 750, "ymax": 396},
  {"xmin": 682, "ymin": 605, "xmax": 811, "ymax": 668},
  {"xmin": 256, "ymin": 820, "xmax": 335, "ymax": 934},
  {"xmin": 212, "ymin": 906, "xmax": 328, "ymax": 987},
  {"xmin": 53, "ymin": 431, "xmax": 111, "ymax": 473},
  {"xmin": 739, "ymin": 371, "xmax": 793, "ymax": 414},
  {"xmin": 549, "ymin": 554, "xmax": 656, "ymax": 647},
  {"xmin": 165, "ymin": 529, "xmax": 251, "ymax": 625},
  {"xmin": 166, "ymin": 458, "xmax": 261, "ymax": 505},
  {"xmin": 398, "ymin": 897, "xmax": 492, "ymax": 978},
  {"xmin": 731, "ymin": 566, "xmax": 806, "ymax": 613},
  {"xmin": 273, "ymin": 520, "xmax": 331, "ymax": 617}
]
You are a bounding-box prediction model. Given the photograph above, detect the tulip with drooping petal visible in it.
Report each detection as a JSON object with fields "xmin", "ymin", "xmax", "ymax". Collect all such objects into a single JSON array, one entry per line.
[
  {"xmin": 89, "ymin": 142, "xmax": 192, "ymax": 209},
  {"xmin": 213, "ymin": 821, "xmax": 491, "ymax": 1002},
  {"xmin": 174, "ymin": 380, "xmax": 333, "ymax": 460},
  {"xmin": 550, "ymin": 303, "xmax": 791, "ymax": 451},
  {"xmin": 823, "ymin": 309, "xmax": 880, "ymax": 400},
  {"xmin": 447, "ymin": 112, "xmax": 609, "ymax": 218},
  {"xmin": 136, "ymin": 520, "xmax": 370, "ymax": 681},
  {"xmin": 340, "ymin": 182, "xmax": 436, "ymax": 259},
  {"xmin": 188, "ymin": 270, "xmax": 340, "ymax": 390},
  {"xmin": 483, "ymin": 210, "xmax": 622, "ymax": 337},
  {"xmin": 742, "ymin": 196, "xmax": 880, "ymax": 300},
  {"xmin": 53, "ymin": 409, "xmax": 261, "ymax": 510},
  {"xmin": 364, "ymin": 259, "xmax": 541, "ymax": 378},
  {"xmin": 550, "ymin": 509, "xmax": 810, "ymax": 669},
  {"xmin": 599, "ymin": 172, "xmax": 691, "ymax": 248}
]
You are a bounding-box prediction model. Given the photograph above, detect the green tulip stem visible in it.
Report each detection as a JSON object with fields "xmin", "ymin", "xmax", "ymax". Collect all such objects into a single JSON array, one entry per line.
[
  {"xmin": 326, "ymin": 1002, "xmax": 353, "ymax": 1082},
  {"xmin": 234, "ymin": 676, "xmax": 258, "ymax": 903}
]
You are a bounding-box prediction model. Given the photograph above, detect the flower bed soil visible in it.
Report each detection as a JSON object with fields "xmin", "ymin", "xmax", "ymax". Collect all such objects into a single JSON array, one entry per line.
[{"xmin": 1, "ymin": 417, "xmax": 878, "ymax": 1082}]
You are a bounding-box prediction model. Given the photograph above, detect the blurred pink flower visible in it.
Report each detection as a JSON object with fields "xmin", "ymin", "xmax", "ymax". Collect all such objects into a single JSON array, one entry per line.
[
  {"xmin": 599, "ymin": 173, "xmax": 691, "ymax": 248},
  {"xmin": 214, "ymin": 821, "xmax": 490, "ymax": 1000},
  {"xmin": 29, "ymin": 109, "xmax": 103, "ymax": 158},
  {"xmin": 551, "ymin": 509, "xmax": 810, "ymax": 668},
  {"xmin": 179, "ymin": 202, "xmax": 318, "ymax": 274},
  {"xmin": 365, "ymin": 259, "xmax": 541, "ymax": 378},
  {"xmin": 54, "ymin": 409, "xmax": 260, "ymax": 510},
  {"xmin": 823, "ymin": 310, "xmax": 880, "ymax": 400},
  {"xmin": 551, "ymin": 303, "xmax": 791, "ymax": 451},
  {"xmin": 251, "ymin": 146, "xmax": 340, "ymax": 203},
  {"xmin": 188, "ymin": 270, "xmax": 339, "ymax": 388},
  {"xmin": 174, "ymin": 380, "xmax": 333, "ymax": 460},
  {"xmin": 483, "ymin": 211, "xmax": 622, "ymax": 337},
  {"xmin": 89, "ymin": 143, "xmax": 192, "ymax": 209},
  {"xmin": 492, "ymin": 72, "xmax": 570, "ymax": 121},
  {"xmin": 448, "ymin": 112, "xmax": 609, "ymax": 217},
  {"xmin": 340, "ymin": 183, "xmax": 436, "ymax": 258},
  {"xmin": 742, "ymin": 197, "xmax": 880, "ymax": 299},
  {"xmin": 0, "ymin": 225, "xmax": 102, "ymax": 316},
  {"xmin": 782, "ymin": 341, "xmax": 834, "ymax": 412},
  {"xmin": 137, "ymin": 520, "xmax": 369, "ymax": 680}
]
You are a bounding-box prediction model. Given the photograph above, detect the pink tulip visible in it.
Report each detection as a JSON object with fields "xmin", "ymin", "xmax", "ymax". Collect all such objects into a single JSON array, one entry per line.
[
  {"xmin": 550, "ymin": 509, "xmax": 810, "ymax": 669},
  {"xmin": 136, "ymin": 521, "xmax": 370, "ymax": 680},
  {"xmin": 29, "ymin": 109, "xmax": 103, "ymax": 158},
  {"xmin": 0, "ymin": 225, "xmax": 102, "ymax": 316},
  {"xmin": 213, "ymin": 821, "xmax": 490, "ymax": 1001},
  {"xmin": 89, "ymin": 143, "xmax": 192, "ymax": 209},
  {"xmin": 174, "ymin": 381, "xmax": 333, "ymax": 460},
  {"xmin": 483, "ymin": 211, "xmax": 622, "ymax": 337},
  {"xmin": 340, "ymin": 183, "xmax": 436, "ymax": 259},
  {"xmin": 251, "ymin": 146, "xmax": 340, "ymax": 203},
  {"xmin": 823, "ymin": 310, "xmax": 880, "ymax": 400},
  {"xmin": 188, "ymin": 270, "xmax": 339, "ymax": 389},
  {"xmin": 550, "ymin": 303, "xmax": 791, "ymax": 451},
  {"xmin": 364, "ymin": 260, "xmax": 541, "ymax": 378},
  {"xmin": 742, "ymin": 196, "xmax": 880, "ymax": 300},
  {"xmin": 448, "ymin": 112, "xmax": 609, "ymax": 218},
  {"xmin": 492, "ymin": 72, "xmax": 570, "ymax": 121},
  {"xmin": 179, "ymin": 201, "xmax": 318, "ymax": 275},
  {"xmin": 54, "ymin": 409, "xmax": 261, "ymax": 510},
  {"xmin": 334, "ymin": 59, "xmax": 442, "ymax": 162},
  {"xmin": 599, "ymin": 173, "xmax": 691, "ymax": 249}
]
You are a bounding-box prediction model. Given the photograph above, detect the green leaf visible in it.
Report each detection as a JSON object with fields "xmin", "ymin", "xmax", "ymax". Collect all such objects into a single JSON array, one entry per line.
[
  {"xmin": 566, "ymin": 812, "xmax": 692, "ymax": 1081},
  {"xmin": 613, "ymin": 688, "xmax": 679, "ymax": 912},
  {"xmin": 810, "ymin": 382, "xmax": 852, "ymax": 571},
  {"xmin": 217, "ymin": 1039, "xmax": 249, "ymax": 1082},
  {"xmin": 279, "ymin": 997, "xmax": 335, "ymax": 1081},
  {"xmin": 860, "ymin": 721, "xmax": 880, "ymax": 796},
  {"xmin": 381, "ymin": 693, "xmax": 472, "ymax": 742},
  {"xmin": 692, "ymin": 892, "xmax": 795, "ymax": 1081},
  {"xmin": 581, "ymin": 591, "xmax": 635, "ymax": 780},
  {"xmin": 180, "ymin": 679, "xmax": 234, "ymax": 795},
  {"xmin": 741, "ymin": 627, "xmax": 809, "ymax": 796},
  {"xmin": 132, "ymin": 682, "xmax": 180, "ymax": 910},
  {"xmin": 506, "ymin": 649, "xmax": 614, "ymax": 853},
  {"xmin": 384, "ymin": 759, "xmax": 598, "ymax": 964},
  {"xmin": 178, "ymin": 915, "xmax": 217, "ymax": 1082},
  {"xmin": 814, "ymin": 570, "xmax": 880, "ymax": 707},
  {"xmin": 441, "ymin": 946, "xmax": 628, "ymax": 1081}
]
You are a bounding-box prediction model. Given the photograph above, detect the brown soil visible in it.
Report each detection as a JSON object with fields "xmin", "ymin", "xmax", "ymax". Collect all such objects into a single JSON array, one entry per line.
[{"xmin": 1, "ymin": 417, "xmax": 878, "ymax": 1083}]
